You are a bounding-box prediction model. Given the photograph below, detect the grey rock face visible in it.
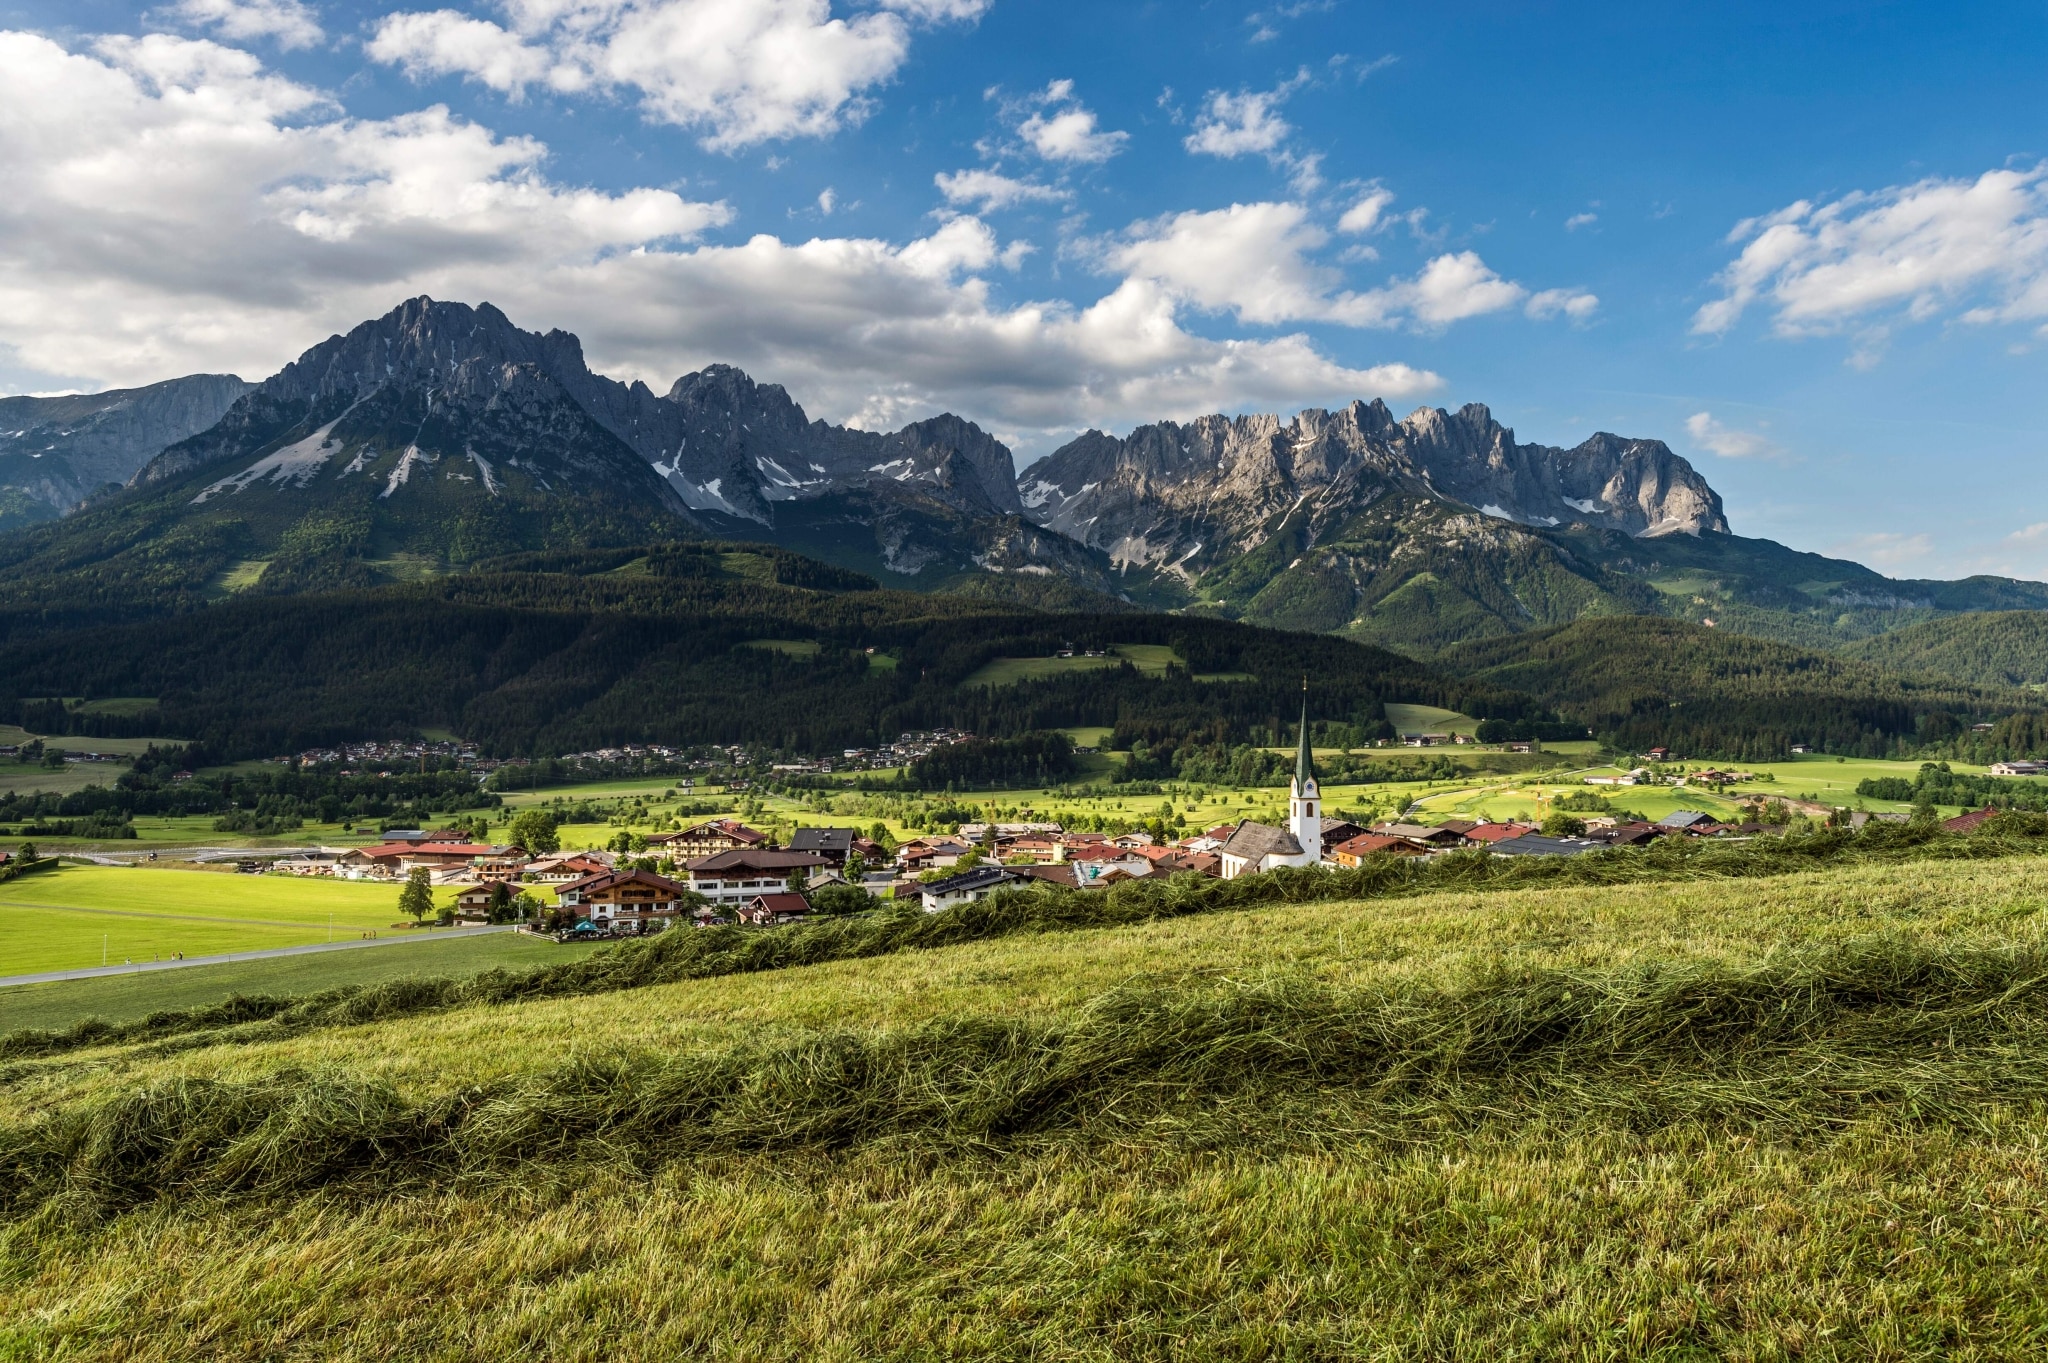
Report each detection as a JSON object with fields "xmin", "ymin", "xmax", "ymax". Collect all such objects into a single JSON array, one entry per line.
[
  {"xmin": 1016, "ymin": 400, "xmax": 1728, "ymax": 573},
  {"xmin": 0, "ymin": 374, "xmax": 252, "ymax": 513}
]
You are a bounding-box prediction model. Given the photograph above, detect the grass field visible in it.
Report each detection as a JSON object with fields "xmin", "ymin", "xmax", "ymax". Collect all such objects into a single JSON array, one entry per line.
[
  {"xmin": 964, "ymin": 643, "xmax": 1184, "ymax": 688},
  {"xmin": 1382, "ymin": 701, "xmax": 1478, "ymax": 736},
  {"xmin": 736, "ymin": 638, "xmax": 822, "ymax": 658},
  {"xmin": 0, "ymin": 866, "xmax": 464, "ymax": 976},
  {"xmin": 0, "ymin": 930, "xmax": 602, "ymax": 1034},
  {"xmin": 8, "ymin": 851, "xmax": 2048, "ymax": 1354}
]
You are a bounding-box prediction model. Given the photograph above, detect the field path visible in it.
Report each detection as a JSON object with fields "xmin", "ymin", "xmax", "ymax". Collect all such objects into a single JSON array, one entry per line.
[{"xmin": 0, "ymin": 925, "xmax": 518, "ymax": 989}]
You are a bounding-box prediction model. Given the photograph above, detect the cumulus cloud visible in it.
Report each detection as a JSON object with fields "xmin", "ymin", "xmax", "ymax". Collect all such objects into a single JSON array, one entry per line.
[
  {"xmin": 1525, "ymin": 287, "xmax": 1599, "ymax": 322},
  {"xmin": 1337, "ymin": 187, "xmax": 1395, "ymax": 234},
  {"xmin": 1684, "ymin": 411, "xmax": 1788, "ymax": 461},
  {"xmin": 933, "ymin": 168, "xmax": 1068, "ymax": 212},
  {"xmin": 0, "ymin": 30, "xmax": 1436, "ymax": 449},
  {"xmin": 1183, "ymin": 71, "xmax": 1321, "ymax": 190},
  {"xmin": 1565, "ymin": 211, "xmax": 1597, "ymax": 231},
  {"xmin": 1107, "ymin": 204, "xmax": 1584, "ymax": 333},
  {"xmin": 165, "ymin": 0, "xmax": 323, "ymax": 49},
  {"xmin": 1014, "ymin": 79, "xmax": 1127, "ymax": 163},
  {"xmin": 368, "ymin": 0, "xmax": 987, "ymax": 150},
  {"xmin": 1693, "ymin": 165, "xmax": 2048, "ymax": 341}
]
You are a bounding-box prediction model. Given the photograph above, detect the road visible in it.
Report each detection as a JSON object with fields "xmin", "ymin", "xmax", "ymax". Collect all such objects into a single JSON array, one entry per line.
[{"xmin": 0, "ymin": 924, "xmax": 519, "ymax": 989}]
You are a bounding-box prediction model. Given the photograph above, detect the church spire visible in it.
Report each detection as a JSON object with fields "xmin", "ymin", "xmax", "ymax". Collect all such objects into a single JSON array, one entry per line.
[{"xmin": 1295, "ymin": 677, "xmax": 1314, "ymax": 787}]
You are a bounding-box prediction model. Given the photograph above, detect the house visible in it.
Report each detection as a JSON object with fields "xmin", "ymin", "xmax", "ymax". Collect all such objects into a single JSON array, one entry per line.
[
  {"xmin": 1108, "ymin": 832, "xmax": 1157, "ymax": 851},
  {"xmin": 1489, "ymin": 835, "xmax": 1605, "ymax": 857},
  {"xmin": 453, "ymin": 883, "xmax": 513, "ymax": 921},
  {"xmin": 1644, "ymin": 747, "xmax": 1670, "ymax": 761},
  {"xmin": 1371, "ymin": 823, "xmax": 1467, "ymax": 848},
  {"xmin": 522, "ymin": 854, "xmax": 614, "ymax": 884},
  {"xmin": 1318, "ymin": 817, "xmax": 1370, "ymax": 848},
  {"xmin": 786, "ymin": 827, "xmax": 866, "ymax": 866},
  {"xmin": 685, "ymin": 848, "xmax": 830, "ymax": 905},
  {"xmin": 1943, "ymin": 806, "xmax": 2002, "ymax": 834},
  {"xmin": 1327, "ymin": 833, "xmax": 1432, "ymax": 866},
  {"xmin": 1067, "ymin": 846, "xmax": 1154, "ymax": 883},
  {"xmin": 1989, "ymin": 761, "xmax": 2046, "ymax": 777},
  {"xmin": 921, "ymin": 866, "xmax": 1021, "ymax": 912},
  {"xmin": 554, "ymin": 868, "xmax": 690, "ymax": 932},
  {"xmin": 1657, "ymin": 810, "xmax": 1717, "ymax": 831},
  {"xmin": 652, "ymin": 820, "xmax": 769, "ymax": 859},
  {"xmin": 1004, "ymin": 837, "xmax": 1067, "ymax": 865},
  {"xmin": 1789, "ymin": 744, "xmax": 1813, "ymax": 754},
  {"xmin": 1595, "ymin": 822, "xmax": 1662, "ymax": 847},
  {"xmin": 1010, "ymin": 863, "xmax": 1082, "ymax": 889},
  {"xmin": 1500, "ymin": 741, "xmax": 1537, "ymax": 754},
  {"xmin": 1461, "ymin": 822, "xmax": 1534, "ymax": 845},
  {"xmin": 740, "ymin": 893, "xmax": 812, "ymax": 925},
  {"xmin": 1219, "ymin": 703, "xmax": 1327, "ymax": 879},
  {"xmin": 897, "ymin": 837, "xmax": 973, "ymax": 872}
]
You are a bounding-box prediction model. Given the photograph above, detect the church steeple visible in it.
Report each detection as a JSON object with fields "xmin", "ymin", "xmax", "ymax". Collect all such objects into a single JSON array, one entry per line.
[{"xmin": 1290, "ymin": 678, "xmax": 1322, "ymax": 861}]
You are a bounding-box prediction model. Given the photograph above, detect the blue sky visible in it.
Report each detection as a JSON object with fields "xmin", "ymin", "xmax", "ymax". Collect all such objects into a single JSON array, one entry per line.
[{"xmin": 1, "ymin": 0, "xmax": 2044, "ymax": 578}]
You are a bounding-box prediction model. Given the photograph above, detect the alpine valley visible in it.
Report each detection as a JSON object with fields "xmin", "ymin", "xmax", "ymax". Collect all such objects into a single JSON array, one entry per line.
[{"xmin": 1, "ymin": 295, "xmax": 2042, "ymax": 660}]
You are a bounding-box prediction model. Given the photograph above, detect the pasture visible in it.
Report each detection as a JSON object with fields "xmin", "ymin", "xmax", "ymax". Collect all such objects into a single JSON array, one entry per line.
[
  {"xmin": 0, "ymin": 865, "xmax": 454, "ymax": 977},
  {"xmin": 1382, "ymin": 701, "xmax": 1478, "ymax": 736},
  {"xmin": 8, "ymin": 848, "xmax": 2048, "ymax": 1354}
]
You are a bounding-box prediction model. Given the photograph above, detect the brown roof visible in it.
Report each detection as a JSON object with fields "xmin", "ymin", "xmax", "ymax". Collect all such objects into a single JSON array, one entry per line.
[
  {"xmin": 1462, "ymin": 823, "xmax": 1533, "ymax": 844},
  {"xmin": 1331, "ymin": 833, "xmax": 1428, "ymax": 858},
  {"xmin": 1218, "ymin": 820, "xmax": 1303, "ymax": 862},
  {"xmin": 559, "ymin": 868, "xmax": 687, "ymax": 896},
  {"xmin": 1943, "ymin": 806, "xmax": 2002, "ymax": 833},
  {"xmin": 686, "ymin": 848, "xmax": 831, "ymax": 875},
  {"xmin": 746, "ymin": 892, "xmax": 812, "ymax": 915}
]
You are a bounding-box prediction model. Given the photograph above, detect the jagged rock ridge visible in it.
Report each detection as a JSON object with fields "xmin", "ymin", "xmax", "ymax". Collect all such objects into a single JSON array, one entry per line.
[
  {"xmin": 0, "ymin": 375, "xmax": 253, "ymax": 524},
  {"xmin": 1017, "ymin": 400, "xmax": 1727, "ymax": 578}
]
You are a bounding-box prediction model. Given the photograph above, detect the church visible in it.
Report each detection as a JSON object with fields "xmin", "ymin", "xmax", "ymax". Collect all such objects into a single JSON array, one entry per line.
[{"xmin": 1216, "ymin": 699, "xmax": 1329, "ymax": 879}]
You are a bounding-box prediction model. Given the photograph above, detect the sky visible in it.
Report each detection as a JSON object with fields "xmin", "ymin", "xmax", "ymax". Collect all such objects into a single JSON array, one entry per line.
[{"xmin": 0, "ymin": 0, "xmax": 2044, "ymax": 579}]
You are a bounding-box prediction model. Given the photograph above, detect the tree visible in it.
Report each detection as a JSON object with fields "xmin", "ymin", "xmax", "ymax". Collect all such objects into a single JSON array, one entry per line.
[
  {"xmin": 399, "ymin": 867, "xmax": 435, "ymax": 924},
  {"xmin": 1540, "ymin": 812, "xmax": 1587, "ymax": 838},
  {"xmin": 509, "ymin": 808, "xmax": 560, "ymax": 855},
  {"xmin": 16, "ymin": 842, "xmax": 36, "ymax": 862},
  {"xmin": 487, "ymin": 881, "xmax": 514, "ymax": 923},
  {"xmin": 809, "ymin": 882, "xmax": 876, "ymax": 915}
]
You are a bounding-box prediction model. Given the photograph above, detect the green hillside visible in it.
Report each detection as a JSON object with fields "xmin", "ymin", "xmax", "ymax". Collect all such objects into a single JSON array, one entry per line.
[
  {"xmin": 0, "ymin": 542, "xmax": 1556, "ymax": 763},
  {"xmin": 1840, "ymin": 609, "xmax": 2048, "ymax": 688},
  {"xmin": 1439, "ymin": 614, "xmax": 2009, "ymax": 759},
  {"xmin": 9, "ymin": 825, "xmax": 2048, "ymax": 1355}
]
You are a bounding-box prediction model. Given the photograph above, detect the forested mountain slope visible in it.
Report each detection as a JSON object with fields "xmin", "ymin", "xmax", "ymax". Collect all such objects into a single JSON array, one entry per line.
[
  {"xmin": 1439, "ymin": 615, "xmax": 2005, "ymax": 759},
  {"xmin": 1839, "ymin": 611, "xmax": 2048, "ymax": 688},
  {"xmin": 0, "ymin": 542, "xmax": 1550, "ymax": 761}
]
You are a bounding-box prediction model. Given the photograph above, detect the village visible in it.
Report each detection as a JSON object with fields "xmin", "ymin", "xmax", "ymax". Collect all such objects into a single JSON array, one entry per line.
[{"xmin": 259, "ymin": 713, "xmax": 2010, "ymax": 939}]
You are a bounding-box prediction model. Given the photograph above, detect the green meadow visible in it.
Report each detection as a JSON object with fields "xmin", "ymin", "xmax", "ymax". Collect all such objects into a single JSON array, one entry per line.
[
  {"xmin": 7, "ymin": 841, "xmax": 2048, "ymax": 1355},
  {"xmin": 0, "ymin": 866, "xmax": 461, "ymax": 977}
]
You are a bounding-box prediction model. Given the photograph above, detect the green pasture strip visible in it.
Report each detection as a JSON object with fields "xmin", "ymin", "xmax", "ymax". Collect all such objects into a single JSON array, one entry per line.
[
  {"xmin": 736, "ymin": 638, "xmax": 821, "ymax": 657},
  {"xmin": 7, "ymin": 815, "xmax": 2046, "ymax": 1066},
  {"xmin": 0, "ymin": 933, "xmax": 602, "ymax": 1035},
  {"xmin": 6, "ymin": 939, "xmax": 2048, "ymax": 1223},
  {"xmin": 1383, "ymin": 702, "xmax": 1478, "ymax": 735},
  {"xmin": 2, "ymin": 1117, "xmax": 2038, "ymax": 1360}
]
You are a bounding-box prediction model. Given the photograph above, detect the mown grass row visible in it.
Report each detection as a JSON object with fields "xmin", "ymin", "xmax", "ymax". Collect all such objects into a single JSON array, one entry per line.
[
  {"xmin": 6, "ymin": 938, "xmax": 2048, "ymax": 1219},
  {"xmin": 5, "ymin": 814, "xmax": 2042, "ymax": 1063}
]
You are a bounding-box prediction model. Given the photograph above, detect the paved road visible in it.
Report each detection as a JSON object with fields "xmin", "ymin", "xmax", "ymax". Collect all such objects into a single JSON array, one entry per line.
[{"xmin": 0, "ymin": 925, "xmax": 520, "ymax": 989}]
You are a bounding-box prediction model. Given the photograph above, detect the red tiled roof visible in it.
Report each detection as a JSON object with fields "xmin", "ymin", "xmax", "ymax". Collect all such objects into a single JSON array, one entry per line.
[
  {"xmin": 1943, "ymin": 806, "xmax": 2002, "ymax": 833},
  {"xmin": 1068, "ymin": 845, "xmax": 1142, "ymax": 861},
  {"xmin": 1461, "ymin": 824, "xmax": 1533, "ymax": 843},
  {"xmin": 1331, "ymin": 834, "xmax": 1422, "ymax": 857}
]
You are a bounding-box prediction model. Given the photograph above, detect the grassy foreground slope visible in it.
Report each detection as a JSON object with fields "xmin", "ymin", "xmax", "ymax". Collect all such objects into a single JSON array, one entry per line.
[{"xmin": 8, "ymin": 842, "xmax": 2048, "ymax": 1356}]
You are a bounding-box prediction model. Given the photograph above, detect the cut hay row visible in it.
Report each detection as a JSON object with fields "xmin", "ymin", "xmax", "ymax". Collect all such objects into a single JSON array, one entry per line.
[
  {"xmin": 5, "ymin": 814, "xmax": 2042, "ymax": 1064},
  {"xmin": 6, "ymin": 939, "xmax": 2048, "ymax": 1220}
]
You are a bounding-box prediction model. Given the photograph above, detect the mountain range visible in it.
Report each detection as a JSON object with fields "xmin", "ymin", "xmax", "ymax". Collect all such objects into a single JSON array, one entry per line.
[{"xmin": 1, "ymin": 295, "xmax": 2041, "ymax": 656}]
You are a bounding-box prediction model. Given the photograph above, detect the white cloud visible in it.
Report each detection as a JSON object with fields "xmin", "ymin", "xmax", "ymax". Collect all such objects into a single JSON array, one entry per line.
[
  {"xmin": 1184, "ymin": 76, "xmax": 1302, "ymax": 158},
  {"xmin": 166, "ymin": 0, "xmax": 323, "ymax": 49},
  {"xmin": 1108, "ymin": 205, "xmax": 1565, "ymax": 333},
  {"xmin": 1694, "ymin": 164, "xmax": 2048, "ymax": 341},
  {"xmin": 1684, "ymin": 411, "xmax": 1787, "ymax": 461},
  {"xmin": 1014, "ymin": 81, "xmax": 1126, "ymax": 163},
  {"xmin": 933, "ymin": 168, "xmax": 1068, "ymax": 212},
  {"xmin": 1182, "ymin": 72, "xmax": 1321, "ymax": 191},
  {"xmin": 816, "ymin": 187, "xmax": 836, "ymax": 215},
  {"xmin": 1525, "ymin": 287, "xmax": 1599, "ymax": 322},
  {"xmin": 366, "ymin": 11, "xmax": 562, "ymax": 94},
  {"xmin": 0, "ymin": 30, "xmax": 1435, "ymax": 451},
  {"xmin": 2008, "ymin": 521, "xmax": 2048, "ymax": 543},
  {"xmin": 1827, "ymin": 531, "xmax": 1933, "ymax": 568},
  {"xmin": 1337, "ymin": 187, "xmax": 1395, "ymax": 235},
  {"xmin": 368, "ymin": 0, "xmax": 985, "ymax": 150},
  {"xmin": 1565, "ymin": 211, "xmax": 1597, "ymax": 231}
]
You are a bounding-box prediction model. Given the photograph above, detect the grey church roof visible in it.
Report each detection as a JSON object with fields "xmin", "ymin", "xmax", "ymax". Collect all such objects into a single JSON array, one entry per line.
[{"xmin": 1219, "ymin": 819, "xmax": 1304, "ymax": 862}]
